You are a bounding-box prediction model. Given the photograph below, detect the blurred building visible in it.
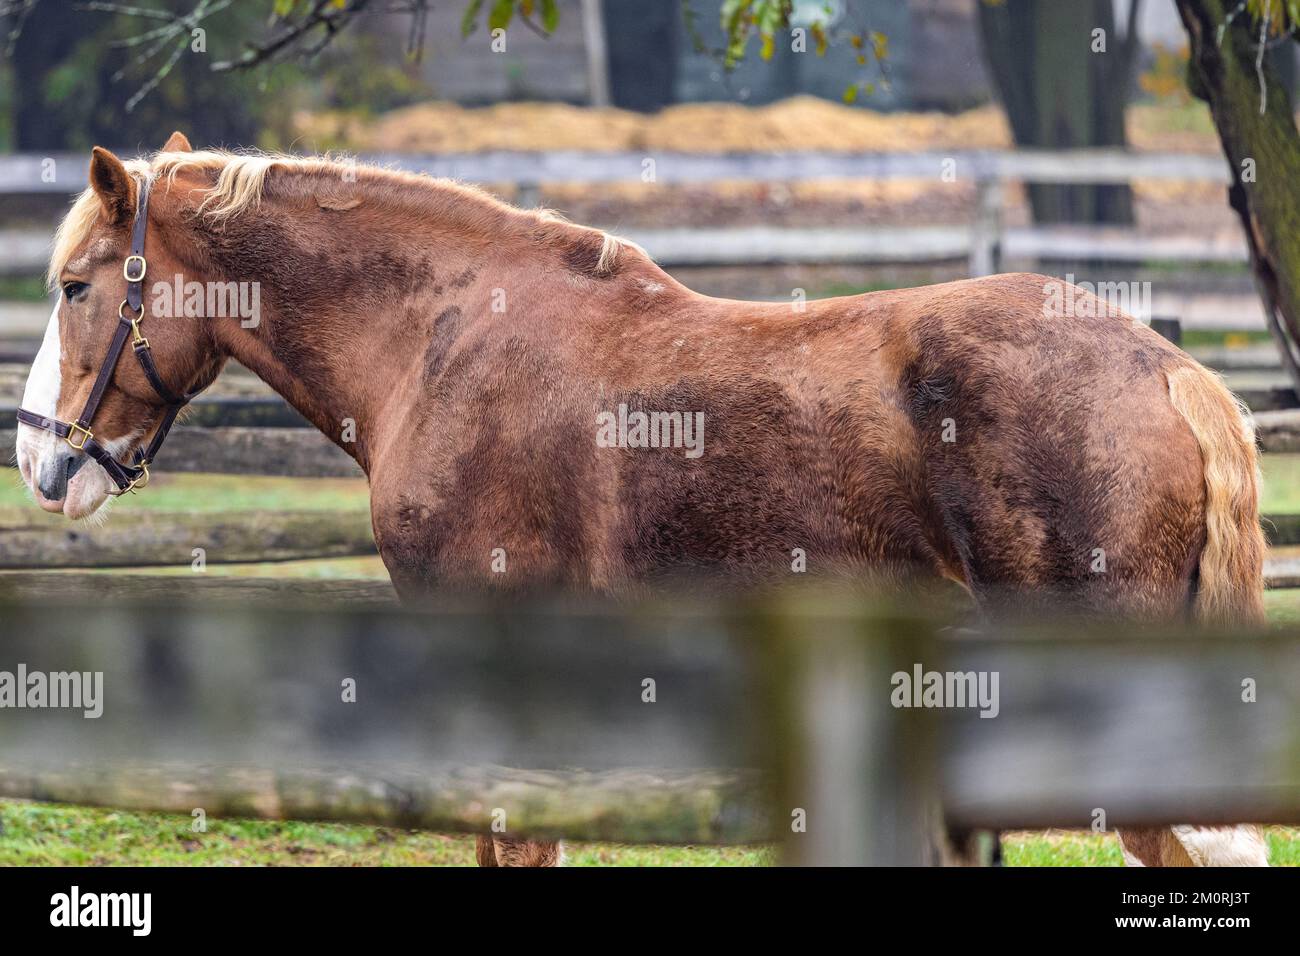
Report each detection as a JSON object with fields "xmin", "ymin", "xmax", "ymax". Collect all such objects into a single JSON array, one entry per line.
[{"xmin": 373, "ymin": 0, "xmax": 994, "ymax": 111}]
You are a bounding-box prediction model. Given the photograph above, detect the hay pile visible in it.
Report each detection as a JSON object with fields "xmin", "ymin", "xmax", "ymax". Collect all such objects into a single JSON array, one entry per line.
[
  {"xmin": 293, "ymin": 96, "xmax": 1235, "ymax": 156},
  {"xmin": 285, "ymin": 97, "xmax": 1238, "ymax": 231},
  {"xmin": 295, "ymin": 95, "xmax": 1015, "ymax": 154}
]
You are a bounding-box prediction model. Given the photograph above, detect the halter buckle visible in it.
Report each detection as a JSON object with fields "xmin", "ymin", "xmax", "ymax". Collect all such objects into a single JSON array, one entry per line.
[
  {"xmin": 123, "ymin": 460, "xmax": 150, "ymax": 494},
  {"xmin": 123, "ymin": 255, "xmax": 147, "ymax": 283},
  {"xmin": 65, "ymin": 422, "xmax": 93, "ymax": 452},
  {"xmin": 119, "ymin": 299, "xmax": 148, "ymax": 346}
]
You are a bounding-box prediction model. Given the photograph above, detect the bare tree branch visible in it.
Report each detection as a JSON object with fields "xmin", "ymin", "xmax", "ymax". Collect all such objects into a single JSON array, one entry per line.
[
  {"xmin": 72, "ymin": 0, "xmax": 234, "ymax": 110},
  {"xmin": 1, "ymin": 0, "xmax": 40, "ymax": 56},
  {"xmin": 211, "ymin": 0, "xmax": 380, "ymax": 73}
]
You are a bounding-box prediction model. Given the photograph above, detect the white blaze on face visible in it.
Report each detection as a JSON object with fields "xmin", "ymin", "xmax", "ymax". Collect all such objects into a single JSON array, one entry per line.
[
  {"xmin": 15, "ymin": 300, "xmax": 63, "ymax": 487},
  {"xmin": 15, "ymin": 299, "xmax": 120, "ymax": 518}
]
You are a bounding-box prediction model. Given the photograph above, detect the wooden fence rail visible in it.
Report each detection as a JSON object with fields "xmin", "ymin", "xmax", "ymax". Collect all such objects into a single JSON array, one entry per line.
[
  {"xmin": 0, "ymin": 599, "xmax": 1296, "ymax": 863},
  {"xmin": 0, "ymin": 508, "xmax": 375, "ymax": 568},
  {"xmin": 0, "ymin": 148, "xmax": 1240, "ymax": 275}
]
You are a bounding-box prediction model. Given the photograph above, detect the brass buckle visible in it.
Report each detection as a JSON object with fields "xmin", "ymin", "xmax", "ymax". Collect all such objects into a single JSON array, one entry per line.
[
  {"xmin": 119, "ymin": 299, "xmax": 148, "ymax": 347},
  {"xmin": 66, "ymin": 422, "xmax": 93, "ymax": 451},
  {"xmin": 123, "ymin": 460, "xmax": 150, "ymax": 494},
  {"xmin": 123, "ymin": 255, "xmax": 147, "ymax": 283}
]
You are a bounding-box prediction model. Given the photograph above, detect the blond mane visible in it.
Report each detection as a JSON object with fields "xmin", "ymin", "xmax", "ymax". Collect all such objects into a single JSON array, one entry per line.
[{"xmin": 49, "ymin": 149, "xmax": 636, "ymax": 287}]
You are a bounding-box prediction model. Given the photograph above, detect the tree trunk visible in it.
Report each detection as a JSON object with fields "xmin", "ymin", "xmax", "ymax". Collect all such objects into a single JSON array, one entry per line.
[
  {"xmin": 7, "ymin": 1, "xmax": 77, "ymax": 150},
  {"xmin": 977, "ymin": 0, "xmax": 1137, "ymax": 224},
  {"xmin": 1177, "ymin": 0, "xmax": 1300, "ymax": 392}
]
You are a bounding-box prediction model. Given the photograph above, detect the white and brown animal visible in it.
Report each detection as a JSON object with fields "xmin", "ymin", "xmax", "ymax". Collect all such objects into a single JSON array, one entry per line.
[{"xmin": 15, "ymin": 135, "xmax": 1270, "ymax": 866}]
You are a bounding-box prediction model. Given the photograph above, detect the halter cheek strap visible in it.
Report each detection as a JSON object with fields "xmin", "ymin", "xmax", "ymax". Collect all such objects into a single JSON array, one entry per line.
[{"xmin": 16, "ymin": 175, "xmax": 205, "ymax": 494}]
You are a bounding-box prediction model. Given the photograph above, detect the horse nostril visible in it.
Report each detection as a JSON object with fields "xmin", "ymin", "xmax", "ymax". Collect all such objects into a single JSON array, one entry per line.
[{"xmin": 36, "ymin": 451, "xmax": 82, "ymax": 502}]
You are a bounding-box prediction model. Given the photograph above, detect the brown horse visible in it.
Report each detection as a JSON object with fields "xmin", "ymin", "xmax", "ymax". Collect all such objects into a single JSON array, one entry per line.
[{"xmin": 15, "ymin": 135, "xmax": 1268, "ymax": 867}]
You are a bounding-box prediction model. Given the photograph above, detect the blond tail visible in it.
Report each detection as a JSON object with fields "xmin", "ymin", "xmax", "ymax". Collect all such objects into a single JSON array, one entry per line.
[{"xmin": 1167, "ymin": 365, "xmax": 1267, "ymax": 626}]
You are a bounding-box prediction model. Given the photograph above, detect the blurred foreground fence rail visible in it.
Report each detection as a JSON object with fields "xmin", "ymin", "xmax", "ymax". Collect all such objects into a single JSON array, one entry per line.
[
  {"xmin": 0, "ymin": 148, "xmax": 1241, "ymax": 276},
  {"xmin": 0, "ymin": 599, "xmax": 1296, "ymax": 864}
]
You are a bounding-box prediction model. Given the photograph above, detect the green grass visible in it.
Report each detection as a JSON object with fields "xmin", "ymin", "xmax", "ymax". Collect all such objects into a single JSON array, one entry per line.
[
  {"xmin": 29, "ymin": 555, "xmax": 392, "ymax": 579},
  {"xmin": 1002, "ymin": 830, "xmax": 1127, "ymax": 866},
  {"xmin": 1003, "ymin": 828, "xmax": 1300, "ymax": 867},
  {"xmin": 0, "ymin": 801, "xmax": 1292, "ymax": 866},
  {"xmin": 0, "ymin": 472, "xmax": 370, "ymax": 514},
  {"xmin": 1180, "ymin": 328, "xmax": 1276, "ymax": 348},
  {"xmin": 811, "ymin": 280, "xmax": 910, "ymax": 298},
  {"xmin": 0, "ymin": 801, "xmax": 767, "ymax": 867},
  {"xmin": 1265, "ymin": 587, "xmax": 1300, "ymax": 625},
  {"xmin": 1261, "ymin": 455, "xmax": 1300, "ymax": 514},
  {"xmin": 0, "ymin": 275, "xmax": 48, "ymax": 302}
]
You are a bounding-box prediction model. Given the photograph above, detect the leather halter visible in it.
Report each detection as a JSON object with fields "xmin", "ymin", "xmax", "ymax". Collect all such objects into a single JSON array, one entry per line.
[{"xmin": 16, "ymin": 176, "xmax": 203, "ymax": 494}]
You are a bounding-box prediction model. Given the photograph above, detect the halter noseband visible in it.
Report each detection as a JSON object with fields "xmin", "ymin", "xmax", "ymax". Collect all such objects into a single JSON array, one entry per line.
[{"xmin": 16, "ymin": 176, "xmax": 203, "ymax": 495}]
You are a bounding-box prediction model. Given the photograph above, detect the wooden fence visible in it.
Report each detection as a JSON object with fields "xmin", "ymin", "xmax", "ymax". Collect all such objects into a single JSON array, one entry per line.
[
  {"xmin": 0, "ymin": 148, "xmax": 1242, "ymax": 276},
  {"xmin": 0, "ymin": 597, "xmax": 1296, "ymax": 864}
]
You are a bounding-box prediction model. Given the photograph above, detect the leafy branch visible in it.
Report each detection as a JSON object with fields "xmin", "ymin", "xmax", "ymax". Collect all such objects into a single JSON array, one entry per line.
[{"xmin": 693, "ymin": 0, "xmax": 892, "ymax": 103}]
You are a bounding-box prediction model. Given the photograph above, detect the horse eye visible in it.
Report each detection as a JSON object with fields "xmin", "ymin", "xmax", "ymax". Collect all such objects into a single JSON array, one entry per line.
[{"xmin": 62, "ymin": 281, "xmax": 88, "ymax": 302}]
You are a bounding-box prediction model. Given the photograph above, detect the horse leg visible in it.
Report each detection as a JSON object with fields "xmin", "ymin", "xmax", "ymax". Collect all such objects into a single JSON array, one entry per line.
[
  {"xmin": 1118, "ymin": 825, "xmax": 1268, "ymax": 867},
  {"xmin": 475, "ymin": 834, "xmax": 564, "ymax": 867}
]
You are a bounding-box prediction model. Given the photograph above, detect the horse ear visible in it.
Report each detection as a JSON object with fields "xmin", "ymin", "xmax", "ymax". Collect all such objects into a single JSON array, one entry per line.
[
  {"xmin": 161, "ymin": 131, "xmax": 192, "ymax": 153},
  {"xmin": 89, "ymin": 146, "xmax": 136, "ymax": 225}
]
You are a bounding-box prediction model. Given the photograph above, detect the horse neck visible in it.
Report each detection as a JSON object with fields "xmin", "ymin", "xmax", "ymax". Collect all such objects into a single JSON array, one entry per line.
[{"xmin": 197, "ymin": 188, "xmax": 518, "ymax": 473}]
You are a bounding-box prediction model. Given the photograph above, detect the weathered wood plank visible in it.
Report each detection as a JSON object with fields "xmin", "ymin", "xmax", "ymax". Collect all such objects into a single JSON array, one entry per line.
[
  {"xmin": 1256, "ymin": 409, "xmax": 1300, "ymax": 453},
  {"xmin": 0, "ymin": 426, "xmax": 362, "ymax": 477},
  {"xmin": 1232, "ymin": 384, "xmax": 1299, "ymax": 412},
  {"xmin": 1267, "ymin": 513, "xmax": 1300, "ymax": 547},
  {"xmin": 0, "ymin": 223, "xmax": 1258, "ymax": 269},
  {"xmin": 0, "ymin": 361, "xmax": 279, "ymax": 400},
  {"xmin": 1266, "ymin": 555, "xmax": 1300, "ymax": 589},
  {"xmin": 0, "ymin": 573, "xmax": 396, "ymax": 606},
  {"xmin": 941, "ymin": 630, "xmax": 1300, "ymax": 829},
  {"xmin": 1191, "ymin": 344, "xmax": 1286, "ymax": 373},
  {"xmin": 0, "ymin": 398, "xmax": 308, "ymax": 429},
  {"xmin": 157, "ymin": 427, "xmax": 362, "ymax": 476},
  {"xmin": 623, "ymin": 226, "xmax": 971, "ymax": 265},
  {"xmin": 1003, "ymin": 225, "xmax": 1249, "ymax": 263},
  {"xmin": 0, "ymin": 149, "xmax": 1235, "ymax": 194},
  {"xmin": 0, "ymin": 601, "xmax": 758, "ymax": 774},
  {"xmin": 0, "ymin": 230, "xmax": 51, "ymax": 277},
  {"xmin": 0, "ymin": 764, "xmax": 766, "ymax": 844},
  {"xmin": 0, "ymin": 600, "xmax": 1294, "ymax": 855},
  {"xmin": 0, "ymin": 508, "xmax": 375, "ymax": 568}
]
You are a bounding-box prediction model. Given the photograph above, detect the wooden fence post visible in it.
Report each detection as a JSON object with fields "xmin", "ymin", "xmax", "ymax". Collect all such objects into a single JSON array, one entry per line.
[
  {"xmin": 969, "ymin": 176, "xmax": 1003, "ymax": 277},
  {"xmin": 516, "ymin": 181, "xmax": 542, "ymax": 209},
  {"xmin": 1150, "ymin": 316, "xmax": 1183, "ymax": 345},
  {"xmin": 756, "ymin": 599, "xmax": 947, "ymax": 865}
]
